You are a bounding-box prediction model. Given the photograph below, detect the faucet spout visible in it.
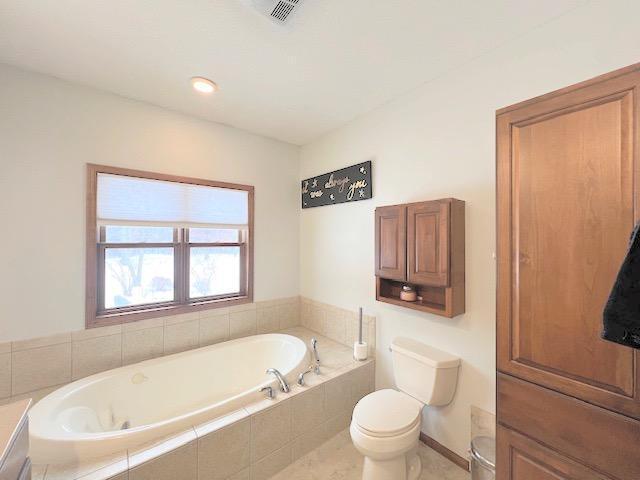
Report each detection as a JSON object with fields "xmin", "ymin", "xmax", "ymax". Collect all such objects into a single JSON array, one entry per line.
[
  {"xmin": 266, "ymin": 368, "xmax": 290, "ymax": 393},
  {"xmin": 311, "ymin": 338, "xmax": 321, "ymax": 374}
]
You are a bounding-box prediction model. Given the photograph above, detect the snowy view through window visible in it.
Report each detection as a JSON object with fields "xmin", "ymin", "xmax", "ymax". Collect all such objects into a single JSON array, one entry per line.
[{"xmin": 104, "ymin": 226, "xmax": 240, "ymax": 309}]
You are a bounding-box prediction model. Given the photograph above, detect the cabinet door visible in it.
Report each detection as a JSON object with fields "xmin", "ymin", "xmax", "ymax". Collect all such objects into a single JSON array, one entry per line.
[
  {"xmin": 407, "ymin": 201, "xmax": 449, "ymax": 286},
  {"xmin": 497, "ymin": 426, "xmax": 609, "ymax": 480},
  {"xmin": 375, "ymin": 205, "xmax": 406, "ymax": 281},
  {"xmin": 498, "ymin": 373, "xmax": 640, "ymax": 479},
  {"xmin": 497, "ymin": 68, "xmax": 640, "ymax": 419}
]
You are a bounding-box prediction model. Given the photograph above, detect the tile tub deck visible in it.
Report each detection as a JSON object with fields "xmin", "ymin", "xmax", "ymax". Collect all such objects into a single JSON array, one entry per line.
[{"xmin": 32, "ymin": 327, "xmax": 375, "ymax": 480}]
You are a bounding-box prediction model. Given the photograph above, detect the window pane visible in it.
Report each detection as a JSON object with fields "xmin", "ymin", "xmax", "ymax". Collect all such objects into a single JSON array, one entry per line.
[
  {"xmin": 189, "ymin": 247, "xmax": 240, "ymax": 298},
  {"xmin": 104, "ymin": 226, "xmax": 174, "ymax": 243},
  {"xmin": 189, "ymin": 228, "xmax": 240, "ymax": 243},
  {"xmin": 104, "ymin": 248, "xmax": 174, "ymax": 309}
]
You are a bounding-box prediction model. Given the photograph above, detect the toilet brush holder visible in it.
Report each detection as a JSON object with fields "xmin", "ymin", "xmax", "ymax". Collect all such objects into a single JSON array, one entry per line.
[
  {"xmin": 354, "ymin": 306, "xmax": 368, "ymax": 361},
  {"xmin": 354, "ymin": 341, "xmax": 368, "ymax": 361}
]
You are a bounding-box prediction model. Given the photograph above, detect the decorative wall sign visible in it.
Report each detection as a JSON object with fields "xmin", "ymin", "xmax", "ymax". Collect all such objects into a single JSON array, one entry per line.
[{"xmin": 301, "ymin": 161, "xmax": 372, "ymax": 209}]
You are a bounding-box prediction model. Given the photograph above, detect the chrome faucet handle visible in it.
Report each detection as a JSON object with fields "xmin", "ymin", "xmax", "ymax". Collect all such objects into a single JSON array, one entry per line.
[
  {"xmin": 260, "ymin": 386, "xmax": 275, "ymax": 399},
  {"xmin": 266, "ymin": 368, "xmax": 290, "ymax": 393},
  {"xmin": 297, "ymin": 366, "xmax": 314, "ymax": 386},
  {"xmin": 311, "ymin": 338, "xmax": 321, "ymax": 374}
]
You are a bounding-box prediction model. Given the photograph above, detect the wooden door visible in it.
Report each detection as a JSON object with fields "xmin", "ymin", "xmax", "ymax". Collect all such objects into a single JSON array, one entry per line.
[
  {"xmin": 375, "ymin": 205, "xmax": 406, "ymax": 281},
  {"xmin": 497, "ymin": 63, "xmax": 640, "ymax": 480},
  {"xmin": 407, "ymin": 201, "xmax": 449, "ymax": 286}
]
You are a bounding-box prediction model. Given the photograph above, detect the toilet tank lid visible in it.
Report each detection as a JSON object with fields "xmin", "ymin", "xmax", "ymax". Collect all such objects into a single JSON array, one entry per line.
[{"xmin": 391, "ymin": 337, "xmax": 460, "ymax": 368}]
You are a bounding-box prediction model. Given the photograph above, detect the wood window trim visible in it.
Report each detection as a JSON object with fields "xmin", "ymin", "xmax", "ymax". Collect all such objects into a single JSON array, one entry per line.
[{"xmin": 86, "ymin": 163, "xmax": 254, "ymax": 329}]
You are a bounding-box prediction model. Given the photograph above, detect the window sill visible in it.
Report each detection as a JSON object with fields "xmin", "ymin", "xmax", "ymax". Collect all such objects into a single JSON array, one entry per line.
[{"xmin": 88, "ymin": 295, "xmax": 252, "ymax": 328}]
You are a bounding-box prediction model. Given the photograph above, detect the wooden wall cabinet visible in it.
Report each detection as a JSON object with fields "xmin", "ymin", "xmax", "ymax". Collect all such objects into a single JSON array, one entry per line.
[
  {"xmin": 496, "ymin": 63, "xmax": 640, "ymax": 479},
  {"xmin": 375, "ymin": 198, "xmax": 464, "ymax": 318}
]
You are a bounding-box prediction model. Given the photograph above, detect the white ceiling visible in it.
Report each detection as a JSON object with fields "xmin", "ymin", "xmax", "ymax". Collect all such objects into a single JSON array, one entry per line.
[{"xmin": 0, "ymin": 0, "xmax": 584, "ymax": 145}]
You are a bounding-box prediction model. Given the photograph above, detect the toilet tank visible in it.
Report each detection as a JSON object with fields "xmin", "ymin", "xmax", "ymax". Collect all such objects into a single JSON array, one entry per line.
[{"xmin": 391, "ymin": 337, "xmax": 460, "ymax": 406}]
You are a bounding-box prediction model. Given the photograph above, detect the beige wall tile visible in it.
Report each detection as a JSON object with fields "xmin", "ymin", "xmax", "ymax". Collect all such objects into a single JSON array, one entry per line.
[
  {"xmin": 0, "ymin": 353, "xmax": 10, "ymax": 399},
  {"xmin": 471, "ymin": 405, "xmax": 496, "ymax": 439},
  {"xmin": 7, "ymin": 384, "xmax": 61, "ymax": 405},
  {"xmin": 72, "ymin": 334, "xmax": 122, "ymax": 380},
  {"xmin": 163, "ymin": 312, "xmax": 199, "ymax": 326},
  {"xmin": 72, "ymin": 324, "xmax": 122, "ymax": 342},
  {"xmin": 325, "ymin": 410, "xmax": 352, "ymax": 439},
  {"xmin": 0, "ymin": 342, "xmax": 12, "ymax": 354},
  {"xmin": 256, "ymin": 306, "xmax": 279, "ymax": 334},
  {"xmin": 12, "ymin": 343, "xmax": 71, "ymax": 395},
  {"xmin": 250, "ymin": 400, "xmax": 291, "ymax": 462},
  {"xmin": 163, "ymin": 320, "xmax": 199, "ymax": 355},
  {"xmin": 291, "ymin": 385, "xmax": 325, "ymax": 439},
  {"xmin": 198, "ymin": 306, "xmax": 229, "ymax": 318},
  {"xmin": 254, "ymin": 299, "xmax": 281, "ymax": 309},
  {"xmin": 198, "ymin": 418, "xmax": 250, "ymax": 480},
  {"xmin": 123, "ymin": 317, "xmax": 163, "ymax": 333},
  {"xmin": 199, "ymin": 314, "xmax": 229, "ymax": 347},
  {"xmin": 292, "ymin": 424, "xmax": 328, "ymax": 461},
  {"xmin": 308, "ymin": 305, "xmax": 324, "ymax": 333},
  {"xmin": 300, "ymin": 301, "xmax": 312, "ymax": 329},
  {"xmin": 230, "ymin": 310, "xmax": 257, "ymax": 340},
  {"xmin": 322, "ymin": 307, "xmax": 348, "ymax": 345},
  {"xmin": 350, "ymin": 362, "xmax": 374, "ymax": 409},
  {"xmin": 250, "ymin": 444, "xmax": 292, "ymax": 480},
  {"xmin": 129, "ymin": 441, "xmax": 197, "ymax": 480},
  {"xmin": 122, "ymin": 327, "xmax": 163, "ymax": 365},
  {"xmin": 324, "ymin": 374, "xmax": 352, "ymax": 419},
  {"xmin": 229, "ymin": 468, "xmax": 250, "ymax": 480},
  {"xmin": 277, "ymin": 303, "xmax": 299, "ymax": 330},
  {"xmin": 228, "ymin": 302, "xmax": 256, "ymax": 313},
  {"xmin": 12, "ymin": 332, "xmax": 71, "ymax": 352}
]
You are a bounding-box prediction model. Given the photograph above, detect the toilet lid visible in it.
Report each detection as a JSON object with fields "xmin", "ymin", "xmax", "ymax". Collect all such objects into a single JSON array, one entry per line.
[{"xmin": 353, "ymin": 389, "xmax": 422, "ymax": 437}]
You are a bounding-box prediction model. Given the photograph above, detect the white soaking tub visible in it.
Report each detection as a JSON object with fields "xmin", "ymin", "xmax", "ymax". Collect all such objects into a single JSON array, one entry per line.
[{"xmin": 29, "ymin": 333, "xmax": 308, "ymax": 465}]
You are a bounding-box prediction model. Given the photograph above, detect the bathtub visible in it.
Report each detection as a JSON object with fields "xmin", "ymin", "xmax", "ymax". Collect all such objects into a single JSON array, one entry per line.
[{"xmin": 29, "ymin": 333, "xmax": 308, "ymax": 465}]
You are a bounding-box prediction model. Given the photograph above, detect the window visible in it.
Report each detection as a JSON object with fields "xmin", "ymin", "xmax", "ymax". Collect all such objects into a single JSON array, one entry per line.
[{"xmin": 86, "ymin": 165, "xmax": 253, "ymax": 327}]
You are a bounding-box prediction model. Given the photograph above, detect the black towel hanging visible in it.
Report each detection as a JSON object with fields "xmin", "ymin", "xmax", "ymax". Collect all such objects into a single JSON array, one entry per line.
[{"xmin": 602, "ymin": 222, "xmax": 640, "ymax": 349}]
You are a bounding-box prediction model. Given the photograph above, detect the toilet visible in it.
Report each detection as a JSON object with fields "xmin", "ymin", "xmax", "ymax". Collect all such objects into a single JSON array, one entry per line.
[{"xmin": 350, "ymin": 337, "xmax": 460, "ymax": 480}]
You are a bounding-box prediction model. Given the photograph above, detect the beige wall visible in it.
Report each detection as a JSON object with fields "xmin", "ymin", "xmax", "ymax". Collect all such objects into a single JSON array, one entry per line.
[
  {"xmin": 299, "ymin": 0, "xmax": 640, "ymax": 458},
  {"xmin": 0, "ymin": 64, "xmax": 300, "ymax": 342}
]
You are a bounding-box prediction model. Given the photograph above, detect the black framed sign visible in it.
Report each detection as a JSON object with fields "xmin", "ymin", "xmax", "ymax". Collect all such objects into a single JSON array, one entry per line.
[{"xmin": 301, "ymin": 161, "xmax": 372, "ymax": 209}]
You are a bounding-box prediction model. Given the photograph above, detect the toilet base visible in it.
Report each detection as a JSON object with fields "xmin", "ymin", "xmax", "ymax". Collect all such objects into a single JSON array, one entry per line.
[{"xmin": 361, "ymin": 449, "xmax": 421, "ymax": 480}]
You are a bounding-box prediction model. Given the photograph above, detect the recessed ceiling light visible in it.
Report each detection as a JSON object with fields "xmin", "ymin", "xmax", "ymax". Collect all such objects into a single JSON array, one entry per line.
[{"xmin": 191, "ymin": 77, "xmax": 218, "ymax": 94}]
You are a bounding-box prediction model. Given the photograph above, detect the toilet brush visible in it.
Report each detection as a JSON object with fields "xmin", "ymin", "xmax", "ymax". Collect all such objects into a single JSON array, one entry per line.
[{"xmin": 353, "ymin": 307, "xmax": 368, "ymax": 361}]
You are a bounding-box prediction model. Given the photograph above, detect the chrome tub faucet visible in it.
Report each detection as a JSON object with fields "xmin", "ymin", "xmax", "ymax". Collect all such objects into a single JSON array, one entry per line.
[
  {"xmin": 266, "ymin": 368, "xmax": 290, "ymax": 393},
  {"xmin": 311, "ymin": 338, "xmax": 321, "ymax": 374}
]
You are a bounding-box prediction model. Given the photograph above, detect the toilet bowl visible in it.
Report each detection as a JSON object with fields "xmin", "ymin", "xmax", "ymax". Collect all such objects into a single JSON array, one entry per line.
[
  {"xmin": 350, "ymin": 338, "xmax": 460, "ymax": 480},
  {"xmin": 350, "ymin": 389, "xmax": 423, "ymax": 480}
]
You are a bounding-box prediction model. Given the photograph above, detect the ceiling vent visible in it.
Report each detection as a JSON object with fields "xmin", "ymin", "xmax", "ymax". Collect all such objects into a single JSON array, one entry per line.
[{"xmin": 241, "ymin": 0, "xmax": 304, "ymax": 24}]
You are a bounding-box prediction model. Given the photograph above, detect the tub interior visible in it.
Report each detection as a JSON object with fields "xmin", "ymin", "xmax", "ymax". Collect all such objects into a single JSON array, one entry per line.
[{"xmin": 42, "ymin": 335, "xmax": 305, "ymax": 435}]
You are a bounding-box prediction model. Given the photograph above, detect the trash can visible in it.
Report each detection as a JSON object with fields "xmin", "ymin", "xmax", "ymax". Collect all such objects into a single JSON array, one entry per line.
[{"xmin": 470, "ymin": 436, "xmax": 495, "ymax": 480}]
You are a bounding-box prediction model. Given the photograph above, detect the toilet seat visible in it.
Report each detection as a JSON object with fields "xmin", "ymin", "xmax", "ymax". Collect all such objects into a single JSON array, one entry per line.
[{"xmin": 353, "ymin": 389, "xmax": 422, "ymax": 438}]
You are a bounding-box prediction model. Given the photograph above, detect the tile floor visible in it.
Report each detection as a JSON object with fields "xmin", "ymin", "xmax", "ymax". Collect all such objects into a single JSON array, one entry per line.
[{"xmin": 270, "ymin": 429, "xmax": 470, "ymax": 480}]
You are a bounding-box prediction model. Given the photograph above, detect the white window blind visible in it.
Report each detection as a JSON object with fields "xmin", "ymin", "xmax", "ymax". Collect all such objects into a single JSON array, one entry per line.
[{"xmin": 97, "ymin": 173, "xmax": 249, "ymax": 228}]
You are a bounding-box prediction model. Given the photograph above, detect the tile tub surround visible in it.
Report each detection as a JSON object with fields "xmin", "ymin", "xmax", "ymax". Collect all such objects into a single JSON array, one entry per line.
[
  {"xmin": 470, "ymin": 405, "xmax": 495, "ymax": 440},
  {"xmin": 32, "ymin": 327, "xmax": 375, "ymax": 480},
  {"xmin": 300, "ymin": 297, "xmax": 376, "ymax": 356},
  {"xmin": 0, "ymin": 297, "xmax": 300, "ymax": 406}
]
